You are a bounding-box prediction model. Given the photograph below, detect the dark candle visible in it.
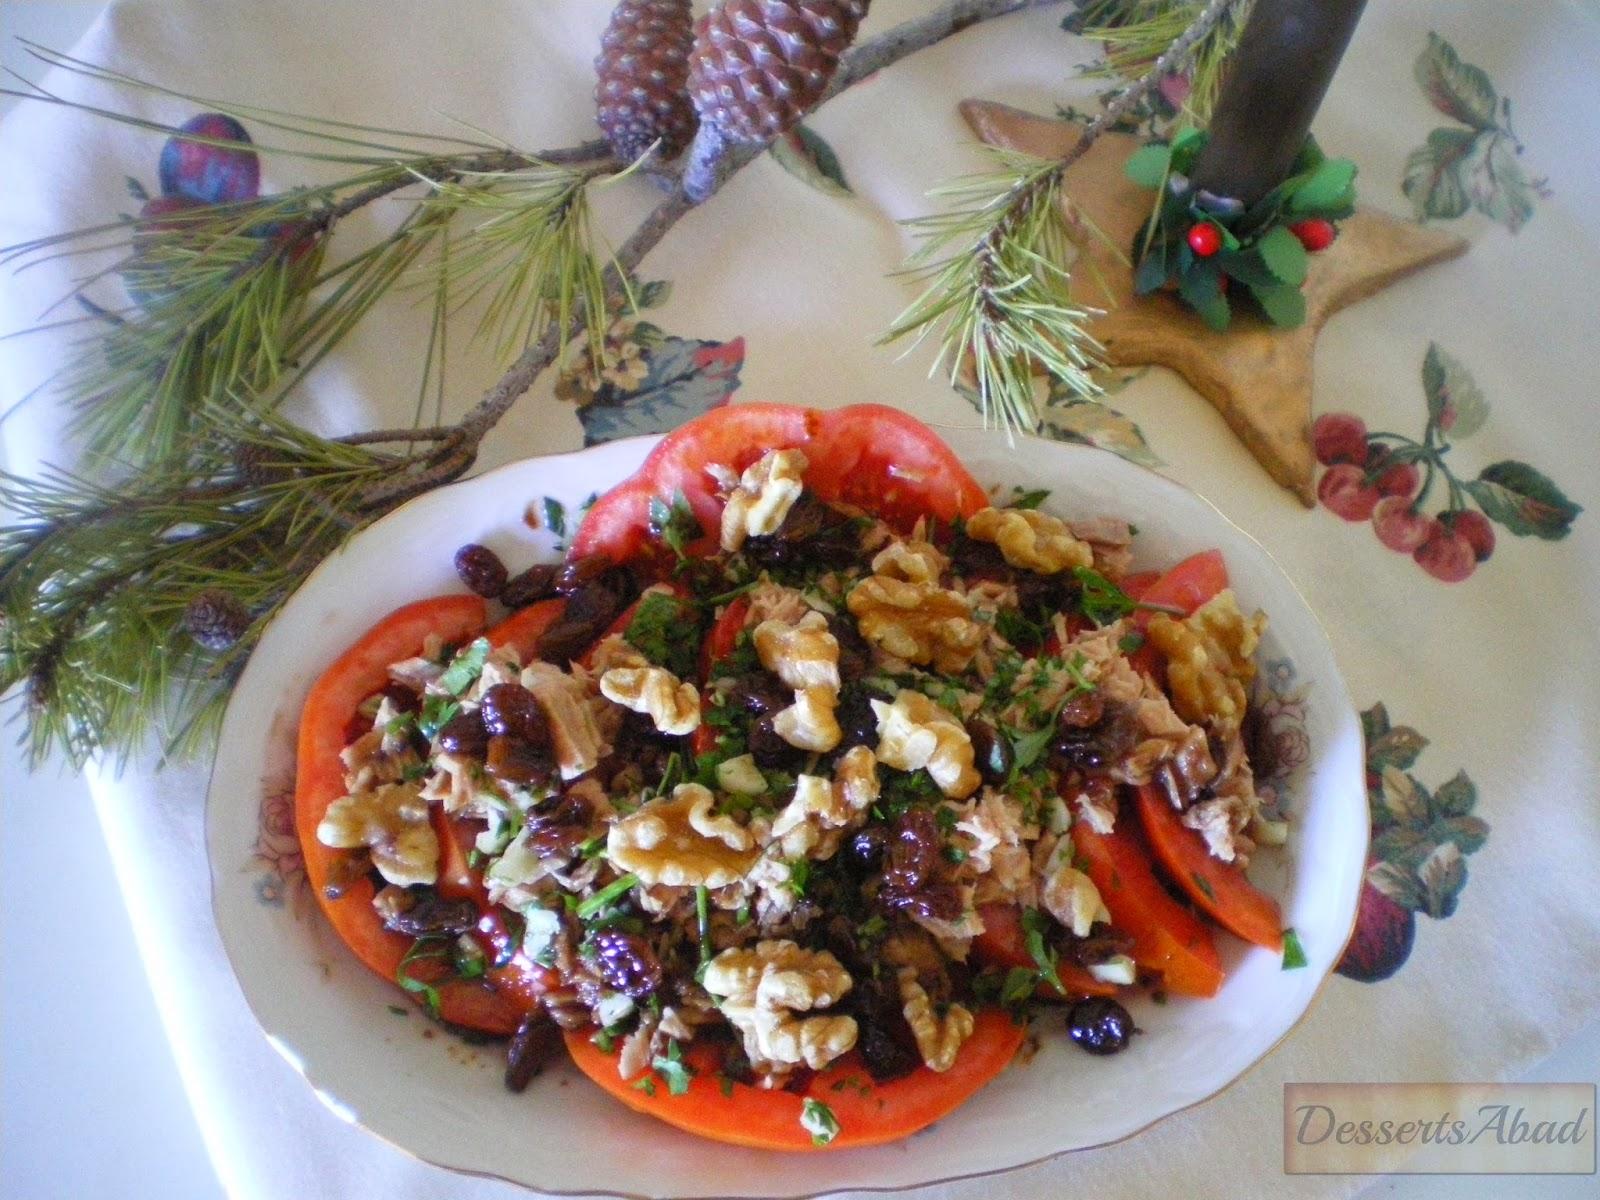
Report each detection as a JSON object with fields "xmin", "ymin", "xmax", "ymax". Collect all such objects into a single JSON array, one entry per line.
[{"xmin": 1189, "ymin": 0, "xmax": 1369, "ymax": 205}]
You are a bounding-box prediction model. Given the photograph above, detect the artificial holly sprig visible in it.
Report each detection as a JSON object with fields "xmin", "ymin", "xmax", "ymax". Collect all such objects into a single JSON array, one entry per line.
[{"xmin": 1125, "ymin": 127, "xmax": 1355, "ymax": 329}]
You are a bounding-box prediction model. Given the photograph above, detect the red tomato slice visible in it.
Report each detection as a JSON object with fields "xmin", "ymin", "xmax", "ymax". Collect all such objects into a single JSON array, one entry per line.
[
  {"xmin": 569, "ymin": 404, "xmax": 988, "ymax": 565},
  {"xmin": 1129, "ymin": 550, "xmax": 1228, "ymax": 629},
  {"xmin": 564, "ymin": 1007, "xmax": 1024, "ymax": 1150},
  {"xmin": 1134, "ymin": 785, "xmax": 1283, "ymax": 950},
  {"xmin": 971, "ymin": 903, "xmax": 1121, "ymax": 998},
  {"xmin": 486, "ymin": 597, "xmax": 566, "ymax": 662},
  {"xmin": 295, "ymin": 595, "xmax": 534, "ymax": 1034},
  {"xmin": 1070, "ymin": 814, "xmax": 1224, "ymax": 998}
]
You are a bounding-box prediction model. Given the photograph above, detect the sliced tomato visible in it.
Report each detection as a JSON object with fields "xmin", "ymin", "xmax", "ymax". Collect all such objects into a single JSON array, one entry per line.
[
  {"xmin": 1129, "ymin": 550, "xmax": 1228, "ymax": 629},
  {"xmin": 295, "ymin": 595, "xmax": 535, "ymax": 1033},
  {"xmin": 1070, "ymin": 815, "xmax": 1224, "ymax": 998},
  {"xmin": 486, "ymin": 597, "xmax": 566, "ymax": 662},
  {"xmin": 972, "ymin": 903, "xmax": 1120, "ymax": 998},
  {"xmin": 1134, "ymin": 785, "xmax": 1283, "ymax": 950},
  {"xmin": 569, "ymin": 404, "xmax": 988, "ymax": 565},
  {"xmin": 701, "ymin": 594, "xmax": 751, "ymax": 679},
  {"xmin": 564, "ymin": 1007, "xmax": 1023, "ymax": 1150},
  {"xmin": 1119, "ymin": 570, "xmax": 1161, "ymax": 600}
]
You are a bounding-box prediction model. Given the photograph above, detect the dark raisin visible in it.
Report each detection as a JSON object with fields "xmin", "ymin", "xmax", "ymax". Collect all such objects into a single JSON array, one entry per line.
[
  {"xmin": 454, "ymin": 543, "xmax": 508, "ymax": 598},
  {"xmin": 847, "ymin": 827, "xmax": 887, "ymax": 874},
  {"xmin": 1068, "ymin": 927, "xmax": 1135, "ymax": 967},
  {"xmin": 741, "ymin": 534, "xmax": 793, "ymax": 569},
  {"xmin": 588, "ymin": 929, "xmax": 662, "ymax": 998},
  {"xmin": 437, "ymin": 707, "xmax": 489, "ymax": 757},
  {"xmin": 381, "ymin": 891, "xmax": 479, "ymax": 938},
  {"xmin": 554, "ymin": 555, "xmax": 613, "ymax": 596},
  {"xmin": 947, "ymin": 532, "xmax": 1009, "ymax": 579},
  {"xmin": 1058, "ymin": 690, "xmax": 1106, "ymax": 730},
  {"xmin": 726, "ymin": 674, "xmax": 791, "ymax": 716},
  {"xmin": 526, "ymin": 792, "xmax": 594, "ymax": 859},
  {"xmin": 896, "ymin": 882, "xmax": 962, "ymax": 922},
  {"xmin": 484, "ymin": 735, "xmax": 555, "ymax": 787},
  {"xmin": 829, "ymin": 615, "xmax": 873, "ymax": 681},
  {"xmin": 849, "ymin": 975, "xmax": 921, "ymax": 1083},
  {"xmin": 834, "ymin": 688, "xmax": 880, "ymax": 751},
  {"xmin": 505, "ymin": 1011, "xmax": 562, "ymax": 1093},
  {"xmin": 501, "ymin": 563, "xmax": 559, "ymax": 608},
  {"xmin": 480, "ymin": 683, "xmax": 550, "ymax": 747},
  {"xmin": 880, "ymin": 808, "xmax": 941, "ymax": 900},
  {"xmin": 379, "ymin": 683, "xmax": 419, "ymax": 714},
  {"xmin": 966, "ymin": 719, "xmax": 1013, "ymax": 784},
  {"xmin": 1066, "ymin": 997, "xmax": 1136, "ymax": 1055},
  {"xmin": 747, "ymin": 715, "xmax": 804, "ymax": 770}
]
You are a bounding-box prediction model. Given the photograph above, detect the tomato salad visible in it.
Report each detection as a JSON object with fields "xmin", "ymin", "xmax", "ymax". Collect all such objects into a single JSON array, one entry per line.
[{"xmin": 296, "ymin": 404, "xmax": 1291, "ymax": 1150}]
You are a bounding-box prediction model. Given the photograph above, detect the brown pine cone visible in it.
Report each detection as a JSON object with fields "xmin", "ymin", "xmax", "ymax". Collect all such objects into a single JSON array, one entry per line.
[
  {"xmin": 184, "ymin": 589, "xmax": 252, "ymax": 652},
  {"xmin": 594, "ymin": 0, "xmax": 699, "ymax": 163},
  {"xmin": 688, "ymin": 0, "xmax": 869, "ymax": 145}
]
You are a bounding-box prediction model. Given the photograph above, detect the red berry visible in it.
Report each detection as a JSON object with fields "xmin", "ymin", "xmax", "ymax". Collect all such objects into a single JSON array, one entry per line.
[
  {"xmin": 1290, "ymin": 218, "xmax": 1337, "ymax": 252},
  {"xmin": 1311, "ymin": 413, "xmax": 1368, "ymax": 466},
  {"xmin": 1317, "ymin": 464, "xmax": 1380, "ymax": 521},
  {"xmin": 1374, "ymin": 462, "xmax": 1420, "ymax": 499},
  {"xmin": 1442, "ymin": 509, "xmax": 1495, "ymax": 561},
  {"xmin": 1372, "ymin": 497, "xmax": 1437, "ymax": 552},
  {"xmin": 158, "ymin": 113, "xmax": 260, "ymax": 206},
  {"xmin": 1414, "ymin": 527, "xmax": 1477, "ymax": 582},
  {"xmin": 1186, "ymin": 223, "xmax": 1222, "ymax": 257}
]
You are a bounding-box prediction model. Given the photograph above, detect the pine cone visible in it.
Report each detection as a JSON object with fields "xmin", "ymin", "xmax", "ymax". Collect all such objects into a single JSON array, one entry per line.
[
  {"xmin": 688, "ymin": 0, "xmax": 869, "ymax": 145},
  {"xmin": 594, "ymin": 0, "xmax": 699, "ymax": 163},
  {"xmin": 185, "ymin": 589, "xmax": 252, "ymax": 652}
]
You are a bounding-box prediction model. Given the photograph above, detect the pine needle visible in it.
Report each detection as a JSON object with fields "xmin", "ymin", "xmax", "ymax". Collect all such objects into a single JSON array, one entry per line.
[
  {"xmin": 881, "ymin": 149, "xmax": 1105, "ymax": 435},
  {"xmin": 1075, "ymin": 0, "xmax": 1252, "ymax": 123}
]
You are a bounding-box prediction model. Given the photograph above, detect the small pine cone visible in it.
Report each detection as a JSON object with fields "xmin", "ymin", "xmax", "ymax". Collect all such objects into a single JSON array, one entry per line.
[
  {"xmin": 688, "ymin": 0, "xmax": 869, "ymax": 145},
  {"xmin": 231, "ymin": 442, "xmax": 290, "ymax": 487},
  {"xmin": 185, "ymin": 589, "xmax": 252, "ymax": 652},
  {"xmin": 594, "ymin": 0, "xmax": 699, "ymax": 163}
]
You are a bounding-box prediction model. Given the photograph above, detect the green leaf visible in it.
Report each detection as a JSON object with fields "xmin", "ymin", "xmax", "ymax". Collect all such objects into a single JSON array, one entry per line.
[
  {"xmin": 1038, "ymin": 398, "xmax": 1163, "ymax": 468},
  {"xmin": 800, "ymin": 1098, "xmax": 841, "ymax": 1146},
  {"xmin": 1378, "ymin": 766, "xmax": 1430, "ymax": 828},
  {"xmin": 1402, "ymin": 128, "xmax": 1478, "ymax": 221},
  {"xmin": 1368, "ymin": 725, "xmax": 1429, "ymax": 773},
  {"xmin": 1216, "ymin": 248, "xmax": 1283, "ymax": 291},
  {"xmin": 1288, "ymin": 158, "xmax": 1357, "ymax": 214},
  {"xmin": 651, "ymin": 1041, "xmax": 696, "ymax": 1096},
  {"xmin": 1133, "ymin": 248, "xmax": 1169, "ymax": 295},
  {"xmin": 1281, "ymin": 927, "xmax": 1308, "ymax": 970},
  {"xmin": 770, "ymin": 125, "xmax": 852, "ymax": 197},
  {"xmin": 1255, "ymin": 226, "xmax": 1309, "ymax": 287},
  {"xmin": 1431, "ymin": 770, "xmax": 1478, "ymax": 818},
  {"xmin": 1360, "ymin": 702, "xmax": 1392, "ymax": 746},
  {"xmin": 1371, "ymin": 826, "xmax": 1430, "ymax": 864},
  {"xmin": 1418, "ymin": 841, "xmax": 1466, "ymax": 919},
  {"xmin": 1429, "ymin": 814, "xmax": 1489, "ymax": 856},
  {"xmin": 1251, "ymin": 283, "xmax": 1306, "ymax": 328},
  {"xmin": 1124, "ymin": 143, "xmax": 1172, "ymax": 189},
  {"xmin": 1466, "ymin": 461, "xmax": 1583, "ymax": 540},
  {"xmin": 1414, "ymin": 33, "xmax": 1499, "ymax": 131},
  {"xmin": 1421, "ymin": 343, "xmax": 1489, "ymax": 439},
  {"xmin": 635, "ymin": 278, "xmax": 672, "ymax": 309},
  {"xmin": 1465, "ymin": 132, "xmax": 1538, "ymax": 234},
  {"xmin": 438, "ymin": 637, "xmax": 490, "ymax": 695},
  {"xmin": 1368, "ymin": 861, "xmax": 1425, "ymax": 912},
  {"xmin": 1179, "ymin": 261, "xmax": 1230, "ymax": 330}
]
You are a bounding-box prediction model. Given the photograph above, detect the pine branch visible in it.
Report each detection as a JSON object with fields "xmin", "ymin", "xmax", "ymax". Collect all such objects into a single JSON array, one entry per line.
[{"xmin": 882, "ymin": 0, "xmax": 1243, "ymax": 433}]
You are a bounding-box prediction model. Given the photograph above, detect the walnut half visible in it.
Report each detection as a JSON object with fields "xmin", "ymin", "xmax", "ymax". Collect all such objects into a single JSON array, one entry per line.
[
  {"xmin": 846, "ymin": 576, "xmax": 984, "ymax": 673},
  {"xmin": 701, "ymin": 940, "xmax": 858, "ymax": 1073},
  {"xmin": 316, "ymin": 782, "xmax": 438, "ymax": 887},
  {"xmin": 1146, "ymin": 589, "xmax": 1266, "ymax": 735},
  {"xmin": 719, "ymin": 448, "xmax": 808, "ymax": 551},
  {"xmin": 965, "ymin": 506, "xmax": 1093, "ymax": 575},
  {"xmin": 871, "ymin": 690, "xmax": 980, "ymax": 799},
  {"xmin": 599, "ymin": 664, "xmax": 701, "ymax": 735},
  {"xmin": 606, "ymin": 783, "xmax": 758, "ymax": 888},
  {"xmin": 898, "ymin": 967, "xmax": 974, "ymax": 1073}
]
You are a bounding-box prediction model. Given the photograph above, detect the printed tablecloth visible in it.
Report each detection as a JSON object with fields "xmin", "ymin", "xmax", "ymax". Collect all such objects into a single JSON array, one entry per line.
[{"xmin": 1, "ymin": 1, "xmax": 1597, "ymax": 1197}]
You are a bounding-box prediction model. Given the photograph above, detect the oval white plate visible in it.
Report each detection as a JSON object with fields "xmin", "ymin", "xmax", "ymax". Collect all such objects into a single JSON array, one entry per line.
[{"xmin": 208, "ymin": 428, "xmax": 1366, "ymax": 1198}]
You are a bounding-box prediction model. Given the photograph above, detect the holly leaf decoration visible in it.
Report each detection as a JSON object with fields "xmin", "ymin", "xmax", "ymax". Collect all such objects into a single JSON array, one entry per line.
[
  {"xmin": 1124, "ymin": 143, "xmax": 1172, "ymax": 189},
  {"xmin": 1368, "ymin": 724, "xmax": 1429, "ymax": 774},
  {"xmin": 770, "ymin": 125, "xmax": 852, "ymax": 198},
  {"xmin": 1421, "ymin": 343, "xmax": 1488, "ymax": 439},
  {"xmin": 577, "ymin": 335, "xmax": 745, "ymax": 446},
  {"xmin": 1251, "ymin": 283, "xmax": 1306, "ymax": 328},
  {"xmin": 1038, "ymin": 396, "xmax": 1163, "ymax": 468},
  {"xmin": 1465, "ymin": 461, "xmax": 1582, "ymax": 540},
  {"xmin": 1287, "ymin": 157, "xmax": 1357, "ymax": 215},
  {"xmin": 1179, "ymin": 261, "xmax": 1230, "ymax": 330},
  {"xmin": 1414, "ymin": 33, "xmax": 1498, "ymax": 131},
  {"xmin": 1255, "ymin": 226, "xmax": 1309, "ymax": 287},
  {"xmin": 1402, "ymin": 127, "xmax": 1477, "ymax": 221},
  {"xmin": 1417, "ymin": 842, "xmax": 1466, "ymax": 919},
  {"xmin": 1431, "ymin": 770, "xmax": 1477, "ymax": 818},
  {"xmin": 1465, "ymin": 133, "xmax": 1537, "ymax": 234}
]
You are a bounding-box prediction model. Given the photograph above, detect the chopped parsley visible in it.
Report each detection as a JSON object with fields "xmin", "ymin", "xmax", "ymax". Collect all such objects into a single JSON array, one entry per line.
[
  {"xmin": 540, "ymin": 496, "xmax": 567, "ymax": 538},
  {"xmin": 651, "ymin": 1040, "xmax": 696, "ymax": 1096},
  {"xmin": 1282, "ymin": 927, "xmax": 1308, "ymax": 970},
  {"xmin": 695, "ymin": 885, "xmax": 712, "ymax": 964},
  {"xmin": 785, "ymin": 858, "xmax": 812, "ymax": 897},
  {"xmin": 1191, "ymin": 872, "xmax": 1217, "ymax": 903},
  {"xmin": 395, "ymin": 937, "xmax": 450, "ymax": 1017},
  {"xmin": 1118, "ymin": 631, "xmax": 1146, "ymax": 654},
  {"xmin": 437, "ymin": 637, "xmax": 490, "ymax": 695},
  {"xmin": 624, "ymin": 591, "xmax": 701, "ymax": 677},
  {"xmin": 800, "ymin": 1097, "xmax": 841, "ymax": 1146},
  {"xmin": 418, "ymin": 694, "xmax": 460, "ymax": 739},
  {"xmin": 632, "ymin": 1076, "xmax": 657, "ymax": 1097},
  {"xmin": 1021, "ymin": 907, "xmax": 1066, "ymax": 996},
  {"xmin": 577, "ymin": 873, "xmax": 641, "ymax": 919},
  {"xmin": 1010, "ymin": 486, "xmax": 1051, "ymax": 510},
  {"xmin": 1072, "ymin": 566, "xmax": 1137, "ymax": 627},
  {"xmin": 648, "ymin": 491, "xmax": 700, "ymax": 562}
]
